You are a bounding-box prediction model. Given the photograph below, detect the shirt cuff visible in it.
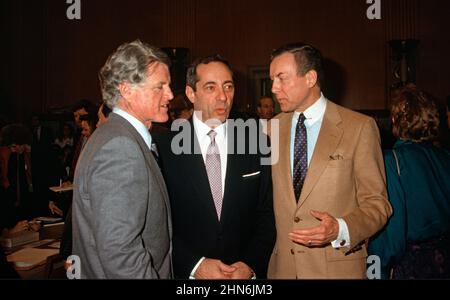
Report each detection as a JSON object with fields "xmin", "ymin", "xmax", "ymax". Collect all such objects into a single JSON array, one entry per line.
[
  {"xmin": 189, "ymin": 257, "xmax": 206, "ymax": 279},
  {"xmin": 331, "ymin": 218, "xmax": 350, "ymax": 248}
]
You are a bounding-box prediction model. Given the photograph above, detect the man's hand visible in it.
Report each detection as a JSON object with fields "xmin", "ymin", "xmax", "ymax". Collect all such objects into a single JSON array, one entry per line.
[
  {"xmin": 49, "ymin": 201, "xmax": 63, "ymax": 216},
  {"xmin": 6, "ymin": 220, "xmax": 29, "ymax": 236},
  {"xmin": 194, "ymin": 258, "xmax": 236, "ymax": 279},
  {"xmin": 288, "ymin": 210, "xmax": 339, "ymax": 247},
  {"xmin": 226, "ymin": 261, "xmax": 254, "ymax": 279},
  {"xmin": 28, "ymin": 219, "xmax": 42, "ymax": 232}
]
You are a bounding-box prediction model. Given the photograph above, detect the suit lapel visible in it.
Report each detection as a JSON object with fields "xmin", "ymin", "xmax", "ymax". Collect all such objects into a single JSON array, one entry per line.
[
  {"xmin": 276, "ymin": 113, "xmax": 299, "ymax": 211},
  {"xmin": 221, "ymin": 128, "xmax": 242, "ymax": 224},
  {"xmin": 298, "ymin": 101, "xmax": 343, "ymax": 207}
]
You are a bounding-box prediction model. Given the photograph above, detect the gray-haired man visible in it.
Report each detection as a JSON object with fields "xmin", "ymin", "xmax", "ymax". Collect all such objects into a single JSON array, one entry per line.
[{"xmin": 72, "ymin": 40, "xmax": 174, "ymax": 279}]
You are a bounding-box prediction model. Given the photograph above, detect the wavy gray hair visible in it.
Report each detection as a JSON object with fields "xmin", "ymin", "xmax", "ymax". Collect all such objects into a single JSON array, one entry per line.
[{"xmin": 99, "ymin": 40, "xmax": 170, "ymax": 108}]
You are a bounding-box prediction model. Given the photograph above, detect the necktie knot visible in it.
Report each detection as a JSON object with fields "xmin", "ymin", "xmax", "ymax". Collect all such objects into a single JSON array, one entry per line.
[
  {"xmin": 208, "ymin": 130, "xmax": 217, "ymax": 142},
  {"xmin": 297, "ymin": 113, "xmax": 306, "ymax": 126}
]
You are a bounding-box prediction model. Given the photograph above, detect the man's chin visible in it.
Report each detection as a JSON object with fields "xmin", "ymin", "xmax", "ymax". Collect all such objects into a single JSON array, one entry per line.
[{"xmin": 152, "ymin": 115, "xmax": 169, "ymax": 124}]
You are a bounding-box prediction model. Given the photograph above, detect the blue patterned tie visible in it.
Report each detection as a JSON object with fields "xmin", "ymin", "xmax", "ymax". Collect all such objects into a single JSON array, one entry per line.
[{"xmin": 293, "ymin": 114, "xmax": 307, "ymax": 202}]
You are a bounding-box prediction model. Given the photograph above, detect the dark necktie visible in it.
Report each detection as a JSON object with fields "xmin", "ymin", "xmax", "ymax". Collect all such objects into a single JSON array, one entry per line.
[
  {"xmin": 293, "ymin": 113, "xmax": 308, "ymax": 202},
  {"xmin": 150, "ymin": 142, "xmax": 160, "ymax": 167}
]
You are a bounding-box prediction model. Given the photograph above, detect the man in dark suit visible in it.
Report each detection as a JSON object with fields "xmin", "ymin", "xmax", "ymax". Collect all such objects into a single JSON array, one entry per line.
[
  {"xmin": 156, "ymin": 55, "xmax": 275, "ymax": 279},
  {"xmin": 72, "ymin": 40, "xmax": 173, "ymax": 279}
]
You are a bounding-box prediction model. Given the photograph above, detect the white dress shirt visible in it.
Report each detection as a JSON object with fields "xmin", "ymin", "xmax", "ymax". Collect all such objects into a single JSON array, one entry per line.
[
  {"xmin": 290, "ymin": 93, "xmax": 350, "ymax": 248},
  {"xmin": 112, "ymin": 108, "xmax": 153, "ymax": 150},
  {"xmin": 193, "ymin": 112, "xmax": 228, "ymax": 196}
]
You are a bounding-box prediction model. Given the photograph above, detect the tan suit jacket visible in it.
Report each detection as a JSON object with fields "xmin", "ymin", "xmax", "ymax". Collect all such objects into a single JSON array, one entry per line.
[{"xmin": 267, "ymin": 100, "xmax": 392, "ymax": 279}]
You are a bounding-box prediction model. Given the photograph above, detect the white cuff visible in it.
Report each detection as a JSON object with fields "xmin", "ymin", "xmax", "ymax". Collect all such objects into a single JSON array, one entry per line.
[
  {"xmin": 331, "ymin": 218, "xmax": 350, "ymax": 248},
  {"xmin": 189, "ymin": 257, "xmax": 206, "ymax": 279}
]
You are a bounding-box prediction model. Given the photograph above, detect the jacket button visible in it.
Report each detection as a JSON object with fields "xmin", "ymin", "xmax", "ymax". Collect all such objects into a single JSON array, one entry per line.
[
  {"xmin": 294, "ymin": 217, "xmax": 301, "ymax": 223},
  {"xmin": 340, "ymin": 240, "xmax": 346, "ymax": 247},
  {"xmin": 290, "ymin": 249, "xmax": 295, "ymax": 255}
]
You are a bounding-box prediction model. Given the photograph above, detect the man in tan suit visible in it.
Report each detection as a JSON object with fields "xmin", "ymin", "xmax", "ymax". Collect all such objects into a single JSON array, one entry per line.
[{"xmin": 267, "ymin": 43, "xmax": 392, "ymax": 279}]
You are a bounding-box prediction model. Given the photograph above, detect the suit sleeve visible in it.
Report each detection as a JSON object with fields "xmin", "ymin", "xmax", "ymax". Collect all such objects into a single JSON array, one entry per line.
[
  {"xmin": 342, "ymin": 118, "xmax": 393, "ymax": 250},
  {"xmin": 88, "ymin": 137, "xmax": 158, "ymax": 279}
]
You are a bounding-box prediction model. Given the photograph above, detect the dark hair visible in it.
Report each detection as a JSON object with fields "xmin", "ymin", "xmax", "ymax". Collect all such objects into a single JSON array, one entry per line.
[
  {"xmin": 390, "ymin": 84, "xmax": 440, "ymax": 142},
  {"xmin": 100, "ymin": 103, "xmax": 112, "ymax": 118},
  {"xmin": 0, "ymin": 123, "xmax": 33, "ymax": 146},
  {"xmin": 271, "ymin": 42, "xmax": 324, "ymax": 88},
  {"xmin": 186, "ymin": 54, "xmax": 233, "ymax": 91},
  {"xmin": 257, "ymin": 96, "xmax": 274, "ymax": 107},
  {"xmin": 446, "ymin": 95, "xmax": 450, "ymax": 111},
  {"xmin": 72, "ymin": 99, "xmax": 95, "ymax": 114},
  {"xmin": 79, "ymin": 113, "xmax": 99, "ymax": 133}
]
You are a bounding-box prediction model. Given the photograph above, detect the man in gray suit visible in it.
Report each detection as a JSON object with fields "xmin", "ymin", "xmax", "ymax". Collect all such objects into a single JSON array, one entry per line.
[{"xmin": 72, "ymin": 40, "xmax": 174, "ymax": 279}]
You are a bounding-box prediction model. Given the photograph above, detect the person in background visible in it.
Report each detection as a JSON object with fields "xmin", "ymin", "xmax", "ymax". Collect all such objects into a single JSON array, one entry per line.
[
  {"xmin": 70, "ymin": 99, "xmax": 95, "ymax": 181},
  {"xmin": 79, "ymin": 113, "xmax": 99, "ymax": 140},
  {"xmin": 54, "ymin": 123, "xmax": 74, "ymax": 149},
  {"xmin": 72, "ymin": 40, "xmax": 173, "ymax": 278},
  {"xmin": 369, "ymin": 84, "xmax": 450, "ymax": 279},
  {"xmin": 30, "ymin": 114, "xmax": 59, "ymax": 216},
  {"xmin": 256, "ymin": 96, "xmax": 275, "ymax": 120},
  {"xmin": 97, "ymin": 102, "xmax": 112, "ymax": 128},
  {"xmin": 0, "ymin": 124, "xmax": 35, "ymax": 220},
  {"xmin": 169, "ymin": 93, "xmax": 194, "ymax": 122}
]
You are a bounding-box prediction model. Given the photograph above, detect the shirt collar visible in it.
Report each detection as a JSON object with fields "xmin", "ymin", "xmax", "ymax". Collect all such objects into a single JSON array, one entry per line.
[
  {"xmin": 112, "ymin": 107, "xmax": 152, "ymax": 149},
  {"xmin": 193, "ymin": 111, "xmax": 227, "ymax": 142},
  {"xmin": 293, "ymin": 92, "xmax": 327, "ymax": 127}
]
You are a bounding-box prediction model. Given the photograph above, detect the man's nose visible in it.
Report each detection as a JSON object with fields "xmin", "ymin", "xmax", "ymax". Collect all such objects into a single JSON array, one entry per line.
[
  {"xmin": 217, "ymin": 87, "xmax": 227, "ymax": 102},
  {"xmin": 166, "ymin": 86, "xmax": 174, "ymax": 101},
  {"xmin": 271, "ymin": 80, "xmax": 280, "ymax": 94}
]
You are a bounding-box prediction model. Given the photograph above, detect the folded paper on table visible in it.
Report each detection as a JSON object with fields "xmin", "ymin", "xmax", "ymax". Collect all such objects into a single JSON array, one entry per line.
[
  {"xmin": 49, "ymin": 184, "xmax": 73, "ymax": 193},
  {"xmin": 36, "ymin": 217, "xmax": 63, "ymax": 224}
]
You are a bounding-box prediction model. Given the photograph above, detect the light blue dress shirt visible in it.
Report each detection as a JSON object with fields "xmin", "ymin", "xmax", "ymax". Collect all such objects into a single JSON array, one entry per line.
[{"xmin": 289, "ymin": 93, "xmax": 327, "ymax": 176}]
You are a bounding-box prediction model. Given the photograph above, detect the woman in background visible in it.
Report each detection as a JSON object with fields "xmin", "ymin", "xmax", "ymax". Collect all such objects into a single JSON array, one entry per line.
[{"xmin": 369, "ymin": 84, "xmax": 450, "ymax": 279}]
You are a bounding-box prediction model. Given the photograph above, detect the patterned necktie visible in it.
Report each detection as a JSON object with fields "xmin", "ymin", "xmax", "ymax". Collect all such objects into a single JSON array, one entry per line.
[
  {"xmin": 205, "ymin": 130, "xmax": 222, "ymax": 219},
  {"xmin": 293, "ymin": 113, "xmax": 308, "ymax": 202}
]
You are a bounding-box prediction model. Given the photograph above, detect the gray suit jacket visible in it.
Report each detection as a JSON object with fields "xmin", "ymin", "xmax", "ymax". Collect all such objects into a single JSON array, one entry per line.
[{"xmin": 72, "ymin": 113, "xmax": 172, "ymax": 279}]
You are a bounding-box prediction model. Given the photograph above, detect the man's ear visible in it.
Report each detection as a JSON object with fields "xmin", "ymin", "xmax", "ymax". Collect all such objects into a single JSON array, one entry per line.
[
  {"xmin": 185, "ymin": 86, "xmax": 195, "ymax": 104},
  {"xmin": 305, "ymin": 70, "xmax": 318, "ymax": 88},
  {"xmin": 119, "ymin": 82, "xmax": 134, "ymax": 102}
]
